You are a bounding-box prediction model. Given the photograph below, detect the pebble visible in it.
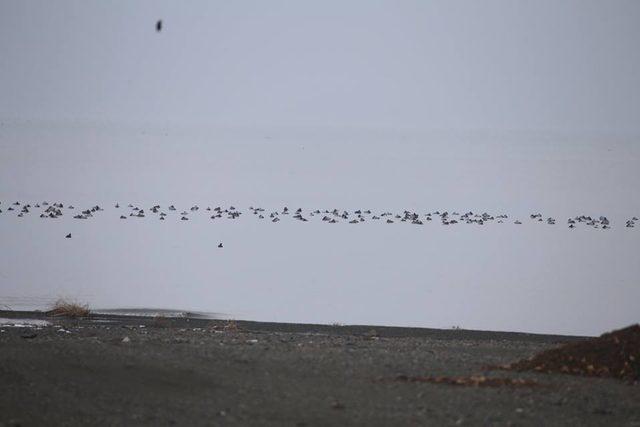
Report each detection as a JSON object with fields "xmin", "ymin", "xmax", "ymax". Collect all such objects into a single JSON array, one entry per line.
[{"xmin": 20, "ymin": 332, "xmax": 37, "ymax": 339}]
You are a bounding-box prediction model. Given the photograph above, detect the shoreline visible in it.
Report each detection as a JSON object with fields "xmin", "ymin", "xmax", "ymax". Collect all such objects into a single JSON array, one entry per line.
[
  {"xmin": 2, "ymin": 310, "xmax": 637, "ymax": 426},
  {"xmin": 0, "ymin": 309, "xmax": 590, "ymax": 342}
]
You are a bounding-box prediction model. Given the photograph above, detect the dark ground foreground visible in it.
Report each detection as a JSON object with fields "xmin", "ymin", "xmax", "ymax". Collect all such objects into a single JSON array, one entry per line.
[{"xmin": 1, "ymin": 311, "xmax": 639, "ymax": 426}]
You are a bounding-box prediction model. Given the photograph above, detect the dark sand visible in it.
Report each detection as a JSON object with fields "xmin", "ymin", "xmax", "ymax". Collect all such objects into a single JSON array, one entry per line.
[{"xmin": 1, "ymin": 311, "xmax": 639, "ymax": 426}]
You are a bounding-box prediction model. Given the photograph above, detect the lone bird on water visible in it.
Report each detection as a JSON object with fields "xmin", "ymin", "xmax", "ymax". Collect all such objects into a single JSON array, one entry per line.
[
  {"xmin": 65, "ymin": 233, "xmax": 71, "ymax": 238},
  {"xmin": 156, "ymin": 20, "xmax": 162, "ymax": 32}
]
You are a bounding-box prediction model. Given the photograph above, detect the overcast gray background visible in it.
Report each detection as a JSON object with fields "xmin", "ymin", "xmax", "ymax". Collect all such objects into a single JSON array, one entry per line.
[
  {"xmin": 1, "ymin": 1, "xmax": 639, "ymax": 335},
  {"xmin": 2, "ymin": 0, "xmax": 640, "ymax": 132}
]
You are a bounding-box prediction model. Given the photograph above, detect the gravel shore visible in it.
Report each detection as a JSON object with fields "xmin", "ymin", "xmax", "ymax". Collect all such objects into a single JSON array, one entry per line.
[{"xmin": 1, "ymin": 311, "xmax": 638, "ymax": 426}]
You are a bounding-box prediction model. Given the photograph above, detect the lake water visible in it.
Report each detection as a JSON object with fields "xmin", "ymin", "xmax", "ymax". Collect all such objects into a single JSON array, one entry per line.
[{"xmin": 1, "ymin": 123, "xmax": 638, "ymax": 336}]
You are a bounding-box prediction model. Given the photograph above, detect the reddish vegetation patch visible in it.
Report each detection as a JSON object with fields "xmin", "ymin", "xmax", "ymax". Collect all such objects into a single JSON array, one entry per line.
[
  {"xmin": 395, "ymin": 375, "xmax": 539, "ymax": 388},
  {"xmin": 503, "ymin": 324, "xmax": 640, "ymax": 382}
]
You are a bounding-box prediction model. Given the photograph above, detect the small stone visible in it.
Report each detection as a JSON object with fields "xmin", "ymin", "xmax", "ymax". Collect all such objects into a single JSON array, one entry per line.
[
  {"xmin": 364, "ymin": 329, "xmax": 379, "ymax": 339},
  {"xmin": 331, "ymin": 400, "xmax": 345, "ymax": 410}
]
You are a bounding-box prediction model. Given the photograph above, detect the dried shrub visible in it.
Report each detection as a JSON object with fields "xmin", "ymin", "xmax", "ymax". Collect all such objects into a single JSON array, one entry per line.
[{"xmin": 47, "ymin": 299, "xmax": 90, "ymax": 318}]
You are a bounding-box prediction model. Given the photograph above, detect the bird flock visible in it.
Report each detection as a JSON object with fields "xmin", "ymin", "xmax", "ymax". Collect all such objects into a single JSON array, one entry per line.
[{"xmin": 1, "ymin": 201, "xmax": 637, "ymax": 233}]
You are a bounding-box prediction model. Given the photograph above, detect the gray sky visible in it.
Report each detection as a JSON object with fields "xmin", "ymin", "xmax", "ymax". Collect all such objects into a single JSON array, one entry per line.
[{"xmin": 1, "ymin": 0, "xmax": 640, "ymax": 134}]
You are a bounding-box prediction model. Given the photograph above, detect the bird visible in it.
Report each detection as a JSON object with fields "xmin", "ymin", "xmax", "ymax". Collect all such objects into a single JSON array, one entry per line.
[
  {"xmin": 218, "ymin": 243, "xmax": 223, "ymax": 248},
  {"xmin": 65, "ymin": 233, "xmax": 71, "ymax": 238},
  {"xmin": 156, "ymin": 20, "xmax": 162, "ymax": 32}
]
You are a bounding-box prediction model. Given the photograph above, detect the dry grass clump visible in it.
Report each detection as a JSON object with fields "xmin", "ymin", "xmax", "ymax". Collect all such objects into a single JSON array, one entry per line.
[
  {"xmin": 223, "ymin": 319, "xmax": 240, "ymax": 332},
  {"xmin": 47, "ymin": 299, "xmax": 90, "ymax": 318},
  {"xmin": 152, "ymin": 314, "xmax": 170, "ymax": 328},
  {"xmin": 210, "ymin": 319, "xmax": 242, "ymax": 333}
]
